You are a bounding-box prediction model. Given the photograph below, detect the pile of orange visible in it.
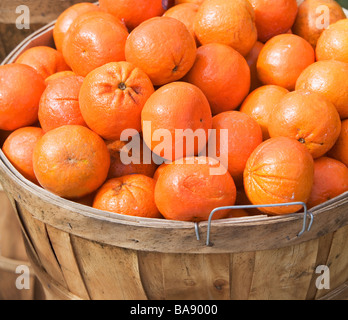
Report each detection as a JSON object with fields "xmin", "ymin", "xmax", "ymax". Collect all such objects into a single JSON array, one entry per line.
[{"xmin": 0, "ymin": 0, "xmax": 347, "ymax": 221}]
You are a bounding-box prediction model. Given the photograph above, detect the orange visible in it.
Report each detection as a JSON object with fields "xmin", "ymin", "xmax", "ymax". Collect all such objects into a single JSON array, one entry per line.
[
  {"xmin": 328, "ymin": 119, "xmax": 348, "ymax": 167},
  {"xmin": 125, "ymin": 16, "xmax": 196, "ymax": 86},
  {"xmin": 249, "ymin": 0, "xmax": 298, "ymax": 43},
  {"xmin": 106, "ymin": 137, "xmax": 158, "ymax": 179},
  {"xmin": 175, "ymin": 0, "xmax": 204, "ymax": 4},
  {"xmin": 154, "ymin": 156, "xmax": 237, "ymax": 221},
  {"xmin": 163, "ymin": 3, "xmax": 200, "ymax": 42},
  {"xmin": 15, "ymin": 46, "xmax": 71, "ymax": 80},
  {"xmin": 33, "ymin": 125, "xmax": 110, "ymax": 199},
  {"xmin": 210, "ymin": 111, "xmax": 263, "ymax": 186},
  {"xmin": 225, "ymin": 208, "xmax": 251, "ymax": 219},
  {"xmin": 0, "ymin": 63, "xmax": 46, "ymax": 131},
  {"xmin": 39, "ymin": 75, "xmax": 87, "ymax": 132},
  {"xmin": 93, "ymin": 174, "xmax": 162, "ymax": 218},
  {"xmin": 257, "ymin": 34, "xmax": 315, "ymax": 91},
  {"xmin": 141, "ymin": 82, "xmax": 212, "ymax": 161},
  {"xmin": 295, "ymin": 60, "xmax": 348, "ymax": 119},
  {"xmin": 99, "ymin": 0, "xmax": 165, "ymax": 30},
  {"xmin": 194, "ymin": 0, "xmax": 257, "ymax": 56},
  {"xmin": 240, "ymin": 85, "xmax": 289, "ymax": 140},
  {"xmin": 268, "ymin": 90, "xmax": 341, "ymax": 159},
  {"xmin": 79, "ymin": 61, "xmax": 154, "ymax": 141},
  {"xmin": 244, "ymin": 137, "xmax": 314, "ymax": 215},
  {"xmin": 307, "ymin": 156, "xmax": 348, "ymax": 209},
  {"xmin": 45, "ymin": 71, "xmax": 76, "ymax": 85},
  {"xmin": 153, "ymin": 163, "xmax": 169, "ymax": 181},
  {"xmin": 292, "ymin": 0, "xmax": 346, "ymax": 48},
  {"xmin": 183, "ymin": 43, "xmax": 250, "ymax": 115},
  {"xmin": 53, "ymin": 2, "xmax": 101, "ymax": 52},
  {"xmin": 245, "ymin": 41, "xmax": 264, "ymax": 92},
  {"xmin": 316, "ymin": 19, "xmax": 348, "ymax": 63},
  {"xmin": 2, "ymin": 127, "xmax": 44, "ymax": 184},
  {"xmin": 62, "ymin": 11, "xmax": 129, "ymax": 77}
]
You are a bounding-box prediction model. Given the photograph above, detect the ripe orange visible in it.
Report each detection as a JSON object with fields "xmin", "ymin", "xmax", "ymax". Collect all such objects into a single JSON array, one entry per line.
[
  {"xmin": 125, "ymin": 16, "xmax": 196, "ymax": 86},
  {"xmin": 45, "ymin": 71, "xmax": 76, "ymax": 85},
  {"xmin": 240, "ymin": 85, "xmax": 289, "ymax": 140},
  {"xmin": 257, "ymin": 34, "xmax": 315, "ymax": 91},
  {"xmin": 153, "ymin": 163, "xmax": 169, "ymax": 181},
  {"xmin": 183, "ymin": 43, "xmax": 250, "ymax": 115},
  {"xmin": 0, "ymin": 63, "xmax": 46, "ymax": 131},
  {"xmin": 194, "ymin": 0, "xmax": 257, "ymax": 56},
  {"xmin": 316, "ymin": 19, "xmax": 348, "ymax": 63},
  {"xmin": 141, "ymin": 82, "xmax": 212, "ymax": 161},
  {"xmin": 175, "ymin": 0, "xmax": 204, "ymax": 4},
  {"xmin": 2, "ymin": 127, "xmax": 44, "ymax": 184},
  {"xmin": 328, "ymin": 119, "xmax": 348, "ymax": 167},
  {"xmin": 225, "ymin": 209, "xmax": 251, "ymax": 219},
  {"xmin": 33, "ymin": 125, "xmax": 110, "ymax": 199},
  {"xmin": 106, "ymin": 138, "xmax": 158, "ymax": 179},
  {"xmin": 99, "ymin": 0, "xmax": 165, "ymax": 30},
  {"xmin": 268, "ymin": 90, "xmax": 341, "ymax": 159},
  {"xmin": 163, "ymin": 3, "xmax": 200, "ymax": 42},
  {"xmin": 244, "ymin": 137, "xmax": 314, "ymax": 215},
  {"xmin": 79, "ymin": 61, "xmax": 155, "ymax": 141},
  {"xmin": 292, "ymin": 0, "xmax": 346, "ymax": 48},
  {"xmin": 53, "ymin": 2, "xmax": 101, "ymax": 52},
  {"xmin": 245, "ymin": 41, "xmax": 264, "ymax": 92},
  {"xmin": 249, "ymin": 0, "xmax": 298, "ymax": 43},
  {"xmin": 93, "ymin": 174, "xmax": 162, "ymax": 218},
  {"xmin": 295, "ymin": 60, "xmax": 348, "ymax": 119},
  {"xmin": 39, "ymin": 75, "xmax": 87, "ymax": 132},
  {"xmin": 15, "ymin": 46, "xmax": 71, "ymax": 80},
  {"xmin": 62, "ymin": 11, "xmax": 129, "ymax": 77},
  {"xmin": 307, "ymin": 156, "xmax": 348, "ymax": 209},
  {"xmin": 210, "ymin": 111, "xmax": 263, "ymax": 186},
  {"xmin": 154, "ymin": 156, "xmax": 237, "ymax": 221}
]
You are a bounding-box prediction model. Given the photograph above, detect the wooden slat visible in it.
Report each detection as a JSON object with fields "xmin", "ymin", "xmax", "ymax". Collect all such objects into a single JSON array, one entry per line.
[
  {"xmin": 248, "ymin": 240, "xmax": 319, "ymax": 300},
  {"xmin": 138, "ymin": 252, "xmax": 166, "ymax": 300},
  {"xmin": 315, "ymin": 225, "xmax": 348, "ymax": 299},
  {"xmin": 230, "ymin": 251, "xmax": 256, "ymax": 300},
  {"xmin": 70, "ymin": 236, "xmax": 148, "ymax": 300},
  {"xmin": 45, "ymin": 225, "xmax": 90, "ymax": 300},
  {"xmin": 15, "ymin": 203, "xmax": 67, "ymax": 288}
]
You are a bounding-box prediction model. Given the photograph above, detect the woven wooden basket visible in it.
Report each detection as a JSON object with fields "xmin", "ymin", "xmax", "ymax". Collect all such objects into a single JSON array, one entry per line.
[{"xmin": 1, "ymin": 10, "xmax": 348, "ymax": 300}]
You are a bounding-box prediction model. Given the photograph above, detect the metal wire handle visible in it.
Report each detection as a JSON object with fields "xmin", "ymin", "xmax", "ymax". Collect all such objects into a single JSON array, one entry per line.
[{"xmin": 194, "ymin": 202, "xmax": 313, "ymax": 246}]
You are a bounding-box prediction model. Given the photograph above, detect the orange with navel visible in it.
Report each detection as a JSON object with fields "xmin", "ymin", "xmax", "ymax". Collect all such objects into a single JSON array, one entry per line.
[
  {"xmin": 79, "ymin": 61, "xmax": 154, "ymax": 141},
  {"xmin": 268, "ymin": 90, "xmax": 341, "ymax": 159},
  {"xmin": 33, "ymin": 125, "xmax": 110, "ymax": 199}
]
